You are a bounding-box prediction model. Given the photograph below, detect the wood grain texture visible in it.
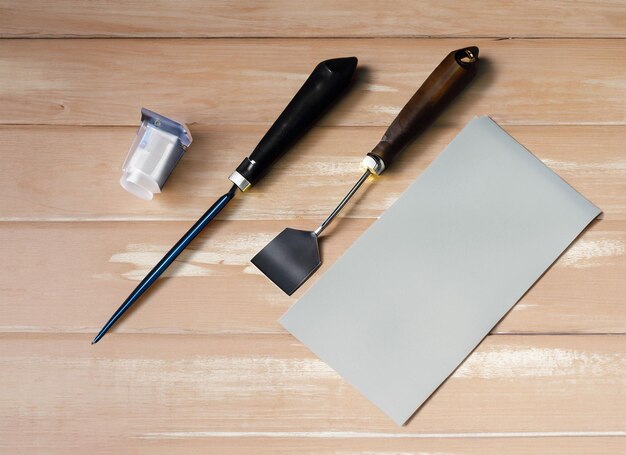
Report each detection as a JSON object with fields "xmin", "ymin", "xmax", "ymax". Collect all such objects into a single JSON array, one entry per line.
[
  {"xmin": 1, "ymin": 0, "xmax": 625, "ymax": 38},
  {"xmin": 1, "ymin": 124, "xmax": 623, "ymax": 221},
  {"xmin": 1, "ymin": 333, "xmax": 624, "ymax": 453},
  {"xmin": 1, "ymin": 1, "xmax": 625, "ymax": 451},
  {"xmin": 1, "ymin": 39, "xmax": 626, "ymax": 127},
  {"xmin": 94, "ymin": 437, "xmax": 626, "ymax": 455},
  {"xmin": 1, "ymin": 219, "xmax": 624, "ymax": 335}
]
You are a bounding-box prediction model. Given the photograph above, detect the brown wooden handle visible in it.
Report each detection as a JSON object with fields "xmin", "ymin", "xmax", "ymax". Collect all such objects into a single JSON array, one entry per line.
[{"xmin": 367, "ymin": 46, "xmax": 479, "ymax": 172}]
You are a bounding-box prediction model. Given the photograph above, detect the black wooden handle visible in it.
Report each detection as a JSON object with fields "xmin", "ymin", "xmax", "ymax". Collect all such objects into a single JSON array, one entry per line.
[
  {"xmin": 367, "ymin": 47, "xmax": 479, "ymax": 172},
  {"xmin": 230, "ymin": 57, "xmax": 358, "ymax": 190}
]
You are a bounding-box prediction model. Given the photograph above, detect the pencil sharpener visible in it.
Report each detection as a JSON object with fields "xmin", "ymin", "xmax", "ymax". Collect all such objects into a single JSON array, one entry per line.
[{"xmin": 120, "ymin": 108, "xmax": 193, "ymax": 200}]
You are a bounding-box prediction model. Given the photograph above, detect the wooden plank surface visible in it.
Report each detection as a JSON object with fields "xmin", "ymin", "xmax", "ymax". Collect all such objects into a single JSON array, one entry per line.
[
  {"xmin": 1, "ymin": 39, "xmax": 626, "ymax": 127},
  {"xmin": 2, "ymin": 333, "xmax": 625, "ymax": 452},
  {"xmin": 1, "ymin": 1, "xmax": 626, "ymax": 38},
  {"xmin": 1, "ymin": 219, "xmax": 624, "ymax": 335},
  {"xmin": 1, "ymin": 2, "xmax": 625, "ymax": 452},
  {"xmin": 1, "ymin": 125, "xmax": 624, "ymax": 221},
  {"xmin": 97, "ymin": 437, "xmax": 626, "ymax": 455}
]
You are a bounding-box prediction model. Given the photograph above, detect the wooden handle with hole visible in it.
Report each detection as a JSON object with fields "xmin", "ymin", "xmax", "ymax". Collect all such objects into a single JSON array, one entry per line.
[{"xmin": 367, "ymin": 46, "xmax": 479, "ymax": 172}]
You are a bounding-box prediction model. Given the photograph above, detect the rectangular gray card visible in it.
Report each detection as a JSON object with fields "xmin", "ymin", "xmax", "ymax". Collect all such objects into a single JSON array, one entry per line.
[{"xmin": 280, "ymin": 116, "xmax": 601, "ymax": 425}]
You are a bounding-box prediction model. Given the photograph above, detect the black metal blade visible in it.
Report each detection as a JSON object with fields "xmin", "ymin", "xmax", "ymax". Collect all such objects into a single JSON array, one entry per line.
[{"xmin": 251, "ymin": 228, "xmax": 321, "ymax": 295}]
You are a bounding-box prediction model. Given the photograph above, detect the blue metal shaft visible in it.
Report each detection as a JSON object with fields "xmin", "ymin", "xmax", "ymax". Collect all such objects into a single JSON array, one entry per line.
[{"xmin": 92, "ymin": 185, "xmax": 238, "ymax": 344}]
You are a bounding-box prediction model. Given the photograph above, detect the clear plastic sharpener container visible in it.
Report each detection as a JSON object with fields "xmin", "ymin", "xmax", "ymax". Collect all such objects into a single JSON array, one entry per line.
[{"xmin": 120, "ymin": 108, "xmax": 193, "ymax": 200}]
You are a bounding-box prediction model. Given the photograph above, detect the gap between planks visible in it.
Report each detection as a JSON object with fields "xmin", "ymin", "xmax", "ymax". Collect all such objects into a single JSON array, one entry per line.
[
  {"xmin": 4, "ymin": 36, "xmax": 626, "ymax": 40},
  {"xmin": 139, "ymin": 430, "xmax": 626, "ymax": 439}
]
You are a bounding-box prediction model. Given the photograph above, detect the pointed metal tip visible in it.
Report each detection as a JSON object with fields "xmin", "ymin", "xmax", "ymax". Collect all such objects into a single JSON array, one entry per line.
[{"xmin": 91, "ymin": 339, "xmax": 97, "ymax": 345}]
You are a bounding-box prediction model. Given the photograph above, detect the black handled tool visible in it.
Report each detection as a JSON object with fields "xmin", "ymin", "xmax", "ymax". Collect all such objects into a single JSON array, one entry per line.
[
  {"xmin": 92, "ymin": 57, "xmax": 358, "ymax": 344},
  {"xmin": 252, "ymin": 47, "xmax": 479, "ymax": 295}
]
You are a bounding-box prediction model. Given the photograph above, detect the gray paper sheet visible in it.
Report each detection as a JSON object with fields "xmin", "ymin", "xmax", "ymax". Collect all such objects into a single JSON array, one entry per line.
[{"xmin": 280, "ymin": 116, "xmax": 601, "ymax": 425}]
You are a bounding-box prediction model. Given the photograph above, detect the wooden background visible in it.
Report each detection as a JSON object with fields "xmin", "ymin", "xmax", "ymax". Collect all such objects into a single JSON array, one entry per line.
[{"xmin": 1, "ymin": 1, "xmax": 625, "ymax": 453}]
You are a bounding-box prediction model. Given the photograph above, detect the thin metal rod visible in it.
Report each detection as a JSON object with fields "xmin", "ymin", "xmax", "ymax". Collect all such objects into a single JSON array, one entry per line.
[
  {"xmin": 92, "ymin": 184, "xmax": 238, "ymax": 344},
  {"xmin": 313, "ymin": 169, "xmax": 371, "ymax": 237}
]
